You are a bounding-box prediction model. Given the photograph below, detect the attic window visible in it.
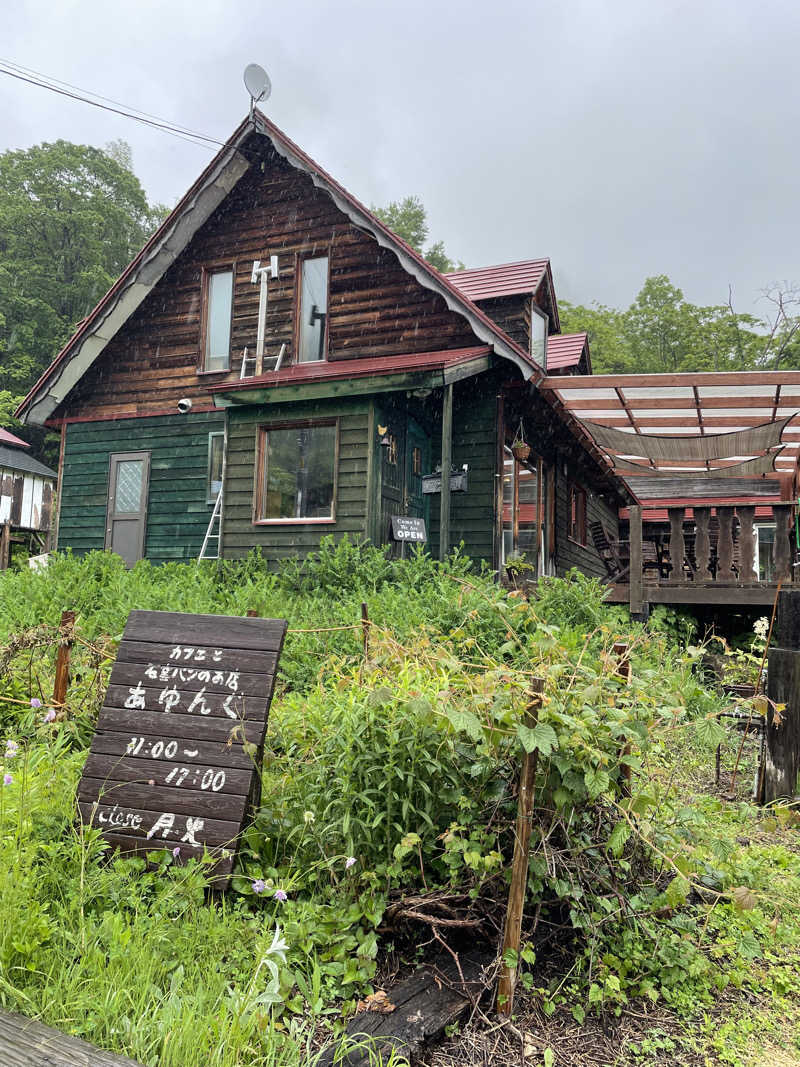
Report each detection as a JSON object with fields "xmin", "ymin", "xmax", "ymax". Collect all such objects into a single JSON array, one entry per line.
[
  {"xmin": 203, "ymin": 268, "xmax": 234, "ymax": 372},
  {"xmin": 298, "ymin": 255, "xmax": 329, "ymax": 362},
  {"xmin": 531, "ymin": 307, "xmax": 547, "ymax": 367}
]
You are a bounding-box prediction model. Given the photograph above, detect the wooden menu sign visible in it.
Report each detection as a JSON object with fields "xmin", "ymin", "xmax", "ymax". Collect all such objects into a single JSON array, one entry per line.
[{"xmin": 78, "ymin": 610, "xmax": 287, "ymax": 886}]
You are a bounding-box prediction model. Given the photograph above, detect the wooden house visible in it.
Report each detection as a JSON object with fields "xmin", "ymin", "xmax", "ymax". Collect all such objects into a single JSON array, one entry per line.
[
  {"xmin": 0, "ymin": 427, "xmax": 57, "ymax": 567},
  {"xmin": 15, "ymin": 112, "xmax": 628, "ymax": 576}
]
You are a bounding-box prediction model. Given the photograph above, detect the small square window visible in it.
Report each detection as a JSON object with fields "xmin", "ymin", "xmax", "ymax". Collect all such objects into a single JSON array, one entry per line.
[
  {"xmin": 203, "ymin": 269, "xmax": 234, "ymax": 371},
  {"xmin": 256, "ymin": 422, "xmax": 337, "ymax": 521}
]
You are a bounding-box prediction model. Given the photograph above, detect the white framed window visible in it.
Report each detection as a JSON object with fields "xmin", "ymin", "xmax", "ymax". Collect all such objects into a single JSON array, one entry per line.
[
  {"xmin": 255, "ymin": 420, "xmax": 337, "ymax": 523},
  {"xmin": 297, "ymin": 255, "xmax": 329, "ymax": 362},
  {"xmin": 207, "ymin": 432, "xmax": 224, "ymax": 503},
  {"xmin": 202, "ymin": 268, "xmax": 234, "ymax": 371},
  {"xmin": 531, "ymin": 307, "xmax": 547, "ymax": 366}
]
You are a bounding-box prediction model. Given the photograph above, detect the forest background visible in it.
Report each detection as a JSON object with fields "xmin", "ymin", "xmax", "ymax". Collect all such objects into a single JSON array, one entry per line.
[{"xmin": 2, "ymin": 139, "xmax": 799, "ymax": 459}]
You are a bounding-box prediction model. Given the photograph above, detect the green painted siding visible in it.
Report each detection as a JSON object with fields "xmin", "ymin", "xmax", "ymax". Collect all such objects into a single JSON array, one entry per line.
[
  {"xmin": 222, "ymin": 398, "xmax": 371, "ymax": 565},
  {"xmin": 59, "ymin": 412, "xmax": 224, "ymax": 561},
  {"xmin": 429, "ymin": 379, "xmax": 498, "ymax": 566}
]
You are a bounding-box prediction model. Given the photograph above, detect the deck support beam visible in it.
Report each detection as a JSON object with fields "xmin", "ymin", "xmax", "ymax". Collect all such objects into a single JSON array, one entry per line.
[
  {"xmin": 629, "ymin": 505, "xmax": 643, "ymax": 616},
  {"xmin": 439, "ymin": 383, "xmax": 453, "ymax": 561}
]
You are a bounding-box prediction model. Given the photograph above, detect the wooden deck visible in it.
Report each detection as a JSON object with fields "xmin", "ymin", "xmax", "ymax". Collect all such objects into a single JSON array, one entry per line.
[
  {"xmin": 607, "ymin": 581, "xmax": 784, "ymax": 607},
  {"xmin": 0, "ymin": 1009, "xmax": 141, "ymax": 1066},
  {"xmin": 623, "ymin": 502, "xmax": 795, "ymax": 613}
]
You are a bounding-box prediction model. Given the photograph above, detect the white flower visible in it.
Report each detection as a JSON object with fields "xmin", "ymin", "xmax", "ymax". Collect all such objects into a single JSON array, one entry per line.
[{"xmin": 266, "ymin": 924, "xmax": 288, "ymax": 964}]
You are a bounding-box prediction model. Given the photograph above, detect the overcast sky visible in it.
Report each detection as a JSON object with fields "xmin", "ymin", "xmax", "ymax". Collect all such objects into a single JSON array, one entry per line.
[{"xmin": 2, "ymin": 0, "xmax": 799, "ymax": 315}]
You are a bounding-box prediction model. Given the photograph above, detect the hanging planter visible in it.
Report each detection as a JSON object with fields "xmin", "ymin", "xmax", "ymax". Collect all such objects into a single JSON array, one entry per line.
[{"xmin": 511, "ymin": 420, "xmax": 530, "ymax": 462}]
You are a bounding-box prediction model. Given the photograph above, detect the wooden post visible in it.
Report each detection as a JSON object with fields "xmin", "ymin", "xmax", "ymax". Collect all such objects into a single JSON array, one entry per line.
[
  {"xmin": 52, "ymin": 610, "xmax": 76, "ymax": 708},
  {"xmin": 361, "ymin": 602, "xmax": 369, "ymax": 659},
  {"xmin": 694, "ymin": 507, "xmax": 712, "ymax": 582},
  {"xmin": 613, "ymin": 641, "xmax": 632, "ymax": 796},
  {"xmin": 738, "ymin": 506, "xmax": 756, "ymax": 582},
  {"xmin": 765, "ymin": 588, "xmax": 800, "ymax": 801},
  {"xmin": 0, "ymin": 522, "xmax": 10, "ymax": 571},
  {"xmin": 439, "ymin": 383, "xmax": 453, "ymax": 562},
  {"xmin": 497, "ymin": 677, "xmax": 545, "ymax": 1017},
  {"xmin": 717, "ymin": 507, "xmax": 735, "ymax": 580},
  {"xmin": 667, "ymin": 507, "xmax": 685, "ymax": 581},
  {"xmin": 772, "ymin": 503, "xmax": 792, "ymax": 582},
  {"xmin": 629, "ymin": 505, "xmax": 643, "ymax": 616}
]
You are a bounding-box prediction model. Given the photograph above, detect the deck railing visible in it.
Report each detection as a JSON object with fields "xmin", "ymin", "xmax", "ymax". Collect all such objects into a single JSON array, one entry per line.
[{"xmin": 626, "ymin": 502, "xmax": 795, "ymax": 612}]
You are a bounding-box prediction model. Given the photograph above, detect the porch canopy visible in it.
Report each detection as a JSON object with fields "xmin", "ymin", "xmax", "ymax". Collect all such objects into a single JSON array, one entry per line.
[{"xmin": 540, "ymin": 371, "xmax": 800, "ymax": 504}]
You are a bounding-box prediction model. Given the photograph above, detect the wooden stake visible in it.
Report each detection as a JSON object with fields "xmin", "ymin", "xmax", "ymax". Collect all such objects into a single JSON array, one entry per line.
[
  {"xmin": 361, "ymin": 602, "xmax": 369, "ymax": 659},
  {"xmin": 613, "ymin": 641, "xmax": 632, "ymax": 796},
  {"xmin": 0, "ymin": 522, "xmax": 10, "ymax": 571},
  {"xmin": 52, "ymin": 610, "xmax": 76, "ymax": 708},
  {"xmin": 497, "ymin": 677, "xmax": 545, "ymax": 1017}
]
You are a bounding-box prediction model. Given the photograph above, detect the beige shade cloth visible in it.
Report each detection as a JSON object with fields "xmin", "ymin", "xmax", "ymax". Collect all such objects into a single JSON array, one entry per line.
[
  {"xmin": 613, "ymin": 451, "xmax": 782, "ymax": 478},
  {"xmin": 584, "ymin": 416, "xmax": 792, "ymax": 462}
]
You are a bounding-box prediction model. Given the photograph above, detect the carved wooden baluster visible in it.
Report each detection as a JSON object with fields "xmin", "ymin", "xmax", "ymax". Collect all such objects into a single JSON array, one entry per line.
[
  {"xmin": 694, "ymin": 507, "xmax": 712, "ymax": 582},
  {"xmin": 772, "ymin": 503, "xmax": 793, "ymax": 582},
  {"xmin": 737, "ymin": 506, "xmax": 756, "ymax": 583},
  {"xmin": 717, "ymin": 507, "xmax": 735, "ymax": 581},
  {"xmin": 667, "ymin": 507, "xmax": 685, "ymax": 582}
]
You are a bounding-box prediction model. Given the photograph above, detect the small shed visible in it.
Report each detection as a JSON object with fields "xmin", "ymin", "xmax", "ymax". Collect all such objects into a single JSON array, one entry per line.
[{"xmin": 0, "ymin": 428, "xmax": 57, "ymax": 566}]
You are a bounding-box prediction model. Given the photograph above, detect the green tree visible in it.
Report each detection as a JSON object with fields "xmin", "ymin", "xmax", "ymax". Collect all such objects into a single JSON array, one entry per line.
[
  {"xmin": 372, "ymin": 194, "xmax": 463, "ymax": 273},
  {"xmin": 0, "ymin": 139, "xmax": 163, "ymax": 431},
  {"xmin": 562, "ymin": 276, "xmax": 768, "ymax": 374}
]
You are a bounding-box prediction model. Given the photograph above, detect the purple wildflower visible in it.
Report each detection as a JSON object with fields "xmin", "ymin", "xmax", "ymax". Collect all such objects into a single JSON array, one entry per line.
[
  {"xmin": 4, "ymin": 740, "xmax": 18, "ymax": 759},
  {"xmin": 273, "ymin": 889, "xmax": 288, "ymax": 903},
  {"xmin": 30, "ymin": 698, "xmax": 41, "ymax": 708},
  {"xmin": 345, "ymin": 856, "xmax": 357, "ymax": 870},
  {"xmin": 252, "ymin": 879, "xmax": 266, "ymax": 895},
  {"xmin": 172, "ymin": 847, "xmax": 181, "ymax": 858},
  {"xmin": 43, "ymin": 708, "xmax": 56, "ymax": 723},
  {"xmin": 3, "ymin": 773, "xmax": 12, "ymax": 786}
]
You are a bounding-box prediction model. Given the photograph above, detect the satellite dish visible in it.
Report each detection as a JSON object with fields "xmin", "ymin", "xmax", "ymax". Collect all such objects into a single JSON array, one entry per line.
[{"xmin": 243, "ymin": 64, "xmax": 271, "ymax": 107}]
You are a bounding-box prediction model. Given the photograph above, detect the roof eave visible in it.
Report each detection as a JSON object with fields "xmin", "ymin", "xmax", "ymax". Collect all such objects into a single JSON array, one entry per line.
[{"xmin": 16, "ymin": 120, "xmax": 255, "ymax": 426}]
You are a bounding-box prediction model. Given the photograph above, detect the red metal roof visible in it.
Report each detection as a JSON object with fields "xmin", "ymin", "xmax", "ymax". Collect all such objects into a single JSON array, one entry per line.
[
  {"xmin": 0, "ymin": 428, "xmax": 30, "ymax": 449},
  {"xmin": 445, "ymin": 260, "xmax": 549, "ymax": 302},
  {"xmin": 546, "ymin": 333, "xmax": 588, "ymax": 370},
  {"xmin": 210, "ymin": 347, "xmax": 492, "ymax": 395}
]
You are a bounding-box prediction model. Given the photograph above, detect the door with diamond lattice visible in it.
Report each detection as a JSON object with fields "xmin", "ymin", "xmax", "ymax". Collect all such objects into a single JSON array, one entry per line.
[{"xmin": 105, "ymin": 451, "xmax": 150, "ymax": 566}]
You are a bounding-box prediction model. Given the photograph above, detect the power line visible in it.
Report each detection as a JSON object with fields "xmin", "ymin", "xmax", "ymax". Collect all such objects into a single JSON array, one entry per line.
[{"xmin": 0, "ymin": 59, "xmax": 229, "ymax": 151}]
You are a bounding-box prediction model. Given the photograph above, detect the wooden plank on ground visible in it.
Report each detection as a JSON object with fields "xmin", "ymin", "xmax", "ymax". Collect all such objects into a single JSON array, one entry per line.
[
  {"xmin": 316, "ymin": 949, "xmax": 493, "ymax": 1067},
  {"xmin": 0, "ymin": 1008, "xmax": 142, "ymax": 1066}
]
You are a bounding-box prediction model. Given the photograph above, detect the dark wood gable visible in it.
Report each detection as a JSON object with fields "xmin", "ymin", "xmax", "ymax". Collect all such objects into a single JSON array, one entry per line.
[{"xmin": 55, "ymin": 136, "xmax": 479, "ymax": 422}]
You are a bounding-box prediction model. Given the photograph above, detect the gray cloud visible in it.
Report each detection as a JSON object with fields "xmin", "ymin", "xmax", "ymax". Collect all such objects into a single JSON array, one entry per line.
[{"xmin": 2, "ymin": 0, "xmax": 799, "ymax": 315}]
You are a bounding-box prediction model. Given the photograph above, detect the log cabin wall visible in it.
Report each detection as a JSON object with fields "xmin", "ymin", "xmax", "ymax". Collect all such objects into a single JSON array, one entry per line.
[
  {"xmin": 55, "ymin": 139, "xmax": 478, "ymax": 423},
  {"xmin": 58, "ymin": 412, "xmax": 224, "ymax": 560},
  {"xmin": 554, "ymin": 473, "xmax": 620, "ymax": 579},
  {"xmin": 471, "ymin": 296, "xmax": 531, "ymax": 352}
]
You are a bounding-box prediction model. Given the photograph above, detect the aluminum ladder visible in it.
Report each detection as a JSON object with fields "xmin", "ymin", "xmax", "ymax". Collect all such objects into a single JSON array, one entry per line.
[{"xmin": 199, "ymin": 489, "xmax": 223, "ymax": 560}]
